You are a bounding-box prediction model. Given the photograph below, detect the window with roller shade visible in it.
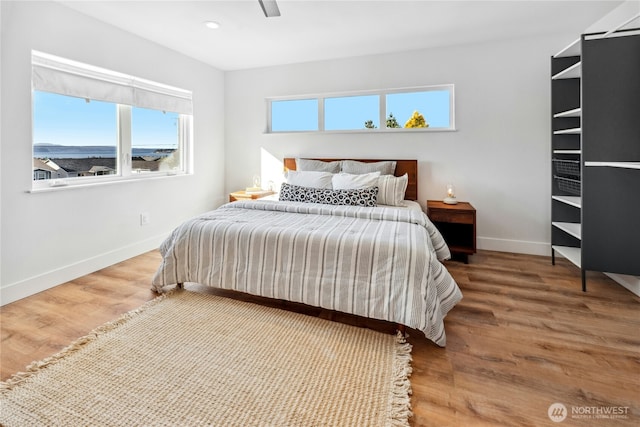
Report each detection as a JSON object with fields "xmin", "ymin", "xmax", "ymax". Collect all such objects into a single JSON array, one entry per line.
[{"xmin": 31, "ymin": 50, "xmax": 193, "ymax": 190}]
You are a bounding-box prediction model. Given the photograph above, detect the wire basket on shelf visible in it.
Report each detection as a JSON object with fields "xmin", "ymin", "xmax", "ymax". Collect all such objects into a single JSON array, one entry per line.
[
  {"xmin": 552, "ymin": 159, "xmax": 581, "ymax": 178},
  {"xmin": 554, "ymin": 175, "xmax": 581, "ymax": 196}
]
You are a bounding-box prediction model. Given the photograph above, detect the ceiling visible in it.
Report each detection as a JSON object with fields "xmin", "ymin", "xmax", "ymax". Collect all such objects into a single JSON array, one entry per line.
[{"xmin": 58, "ymin": 0, "xmax": 623, "ymax": 71}]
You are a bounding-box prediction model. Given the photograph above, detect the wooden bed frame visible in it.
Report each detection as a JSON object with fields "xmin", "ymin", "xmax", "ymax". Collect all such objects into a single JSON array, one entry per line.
[{"xmin": 283, "ymin": 158, "xmax": 418, "ymax": 201}]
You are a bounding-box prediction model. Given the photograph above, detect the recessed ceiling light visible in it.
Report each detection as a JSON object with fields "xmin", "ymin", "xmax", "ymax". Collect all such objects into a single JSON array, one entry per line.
[{"xmin": 204, "ymin": 21, "xmax": 221, "ymax": 30}]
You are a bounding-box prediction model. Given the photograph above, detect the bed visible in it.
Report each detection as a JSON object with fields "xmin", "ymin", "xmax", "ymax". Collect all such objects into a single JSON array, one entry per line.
[{"xmin": 152, "ymin": 158, "xmax": 462, "ymax": 346}]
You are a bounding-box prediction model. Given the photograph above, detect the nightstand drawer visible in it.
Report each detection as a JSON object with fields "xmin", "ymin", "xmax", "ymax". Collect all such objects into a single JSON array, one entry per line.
[{"xmin": 429, "ymin": 210, "xmax": 474, "ymax": 224}]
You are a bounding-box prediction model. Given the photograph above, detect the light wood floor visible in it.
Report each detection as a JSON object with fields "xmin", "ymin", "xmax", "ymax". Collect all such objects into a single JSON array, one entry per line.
[{"xmin": 1, "ymin": 250, "xmax": 638, "ymax": 426}]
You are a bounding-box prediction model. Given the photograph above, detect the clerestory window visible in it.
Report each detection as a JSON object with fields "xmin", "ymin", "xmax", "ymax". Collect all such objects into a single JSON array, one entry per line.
[{"xmin": 267, "ymin": 85, "xmax": 455, "ymax": 133}]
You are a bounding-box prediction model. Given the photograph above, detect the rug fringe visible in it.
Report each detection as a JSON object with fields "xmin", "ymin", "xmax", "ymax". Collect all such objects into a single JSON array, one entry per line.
[
  {"xmin": 0, "ymin": 289, "xmax": 177, "ymax": 393},
  {"xmin": 390, "ymin": 330, "xmax": 413, "ymax": 427}
]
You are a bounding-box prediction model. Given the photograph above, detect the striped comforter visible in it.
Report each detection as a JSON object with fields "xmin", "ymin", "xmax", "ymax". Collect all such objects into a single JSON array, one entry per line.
[{"xmin": 152, "ymin": 200, "xmax": 462, "ymax": 346}]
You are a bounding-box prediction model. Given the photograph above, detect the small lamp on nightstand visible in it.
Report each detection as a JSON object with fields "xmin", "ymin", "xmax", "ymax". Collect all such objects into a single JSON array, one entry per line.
[
  {"xmin": 443, "ymin": 183, "xmax": 458, "ymax": 205},
  {"xmin": 246, "ymin": 174, "xmax": 262, "ymax": 193}
]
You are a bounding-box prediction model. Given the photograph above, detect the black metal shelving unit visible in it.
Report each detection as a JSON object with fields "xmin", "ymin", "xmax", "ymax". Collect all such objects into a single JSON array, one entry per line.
[{"xmin": 551, "ymin": 26, "xmax": 640, "ymax": 291}]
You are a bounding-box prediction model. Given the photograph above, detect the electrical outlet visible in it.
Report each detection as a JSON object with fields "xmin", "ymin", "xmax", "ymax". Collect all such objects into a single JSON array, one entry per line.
[{"xmin": 140, "ymin": 212, "xmax": 150, "ymax": 226}]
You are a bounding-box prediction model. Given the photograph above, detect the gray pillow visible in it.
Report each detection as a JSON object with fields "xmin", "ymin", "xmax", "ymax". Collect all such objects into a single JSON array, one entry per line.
[
  {"xmin": 295, "ymin": 158, "xmax": 341, "ymax": 173},
  {"xmin": 341, "ymin": 160, "xmax": 396, "ymax": 176}
]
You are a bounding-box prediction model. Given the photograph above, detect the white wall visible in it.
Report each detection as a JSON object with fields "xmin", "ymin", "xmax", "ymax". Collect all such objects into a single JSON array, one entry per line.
[
  {"xmin": 225, "ymin": 33, "xmax": 578, "ymax": 256},
  {"xmin": 0, "ymin": 1, "xmax": 226, "ymax": 304},
  {"xmin": 585, "ymin": 0, "xmax": 639, "ymax": 33}
]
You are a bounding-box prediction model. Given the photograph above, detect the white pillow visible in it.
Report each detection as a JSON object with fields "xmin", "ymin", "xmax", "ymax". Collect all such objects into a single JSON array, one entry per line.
[
  {"xmin": 286, "ymin": 170, "xmax": 333, "ymax": 189},
  {"xmin": 332, "ymin": 172, "xmax": 381, "ymax": 190},
  {"xmin": 377, "ymin": 174, "xmax": 408, "ymax": 206}
]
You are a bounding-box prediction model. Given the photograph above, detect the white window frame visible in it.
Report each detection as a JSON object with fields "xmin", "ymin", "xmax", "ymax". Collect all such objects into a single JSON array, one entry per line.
[
  {"xmin": 266, "ymin": 84, "xmax": 455, "ymax": 133},
  {"xmin": 30, "ymin": 51, "xmax": 193, "ymax": 192}
]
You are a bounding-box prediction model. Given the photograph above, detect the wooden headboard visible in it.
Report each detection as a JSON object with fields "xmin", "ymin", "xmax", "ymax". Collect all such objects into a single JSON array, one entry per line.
[{"xmin": 283, "ymin": 158, "xmax": 418, "ymax": 201}]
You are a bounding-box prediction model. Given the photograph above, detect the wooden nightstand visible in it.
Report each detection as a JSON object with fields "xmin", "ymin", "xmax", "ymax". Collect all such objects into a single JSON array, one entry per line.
[
  {"xmin": 229, "ymin": 190, "xmax": 276, "ymax": 202},
  {"xmin": 427, "ymin": 200, "xmax": 476, "ymax": 263}
]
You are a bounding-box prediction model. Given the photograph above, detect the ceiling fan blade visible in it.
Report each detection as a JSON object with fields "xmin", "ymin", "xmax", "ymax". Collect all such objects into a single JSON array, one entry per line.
[{"xmin": 258, "ymin": 0, "xmax": 281, "ymax": 18}]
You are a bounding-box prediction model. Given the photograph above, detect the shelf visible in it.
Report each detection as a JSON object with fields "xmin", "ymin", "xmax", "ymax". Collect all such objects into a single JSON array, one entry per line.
[
  {"xmin": 552, "ymin": 245, "xmax": 582, "ymax": 268},
  {"xmin": 550, "ymin": 26, "xmax": 640, "ymax": 291},
  {"xmin": 553, "ymin": 128, "xmax": 581, "ymax": 135},
  {"xmin": 553, "ymin": 150, "xmax": 581, "ymax": 155},
  {"xmin": 553, "ymin": 108, "xmax": 581, "ymax": 118},
  {"xmin": 585, "ymin": 162, "xmax": 640, "ymax": 170},
  {"xmin": 552, "ymin": 222, "xmax": 582, "ymax": 240},
  {"xmin": 552, "ymin": 62, "xmax": 581, "ymax": 80},
  {"xmin": 552, "ymin": 195, "xmax": 582, "ymax": 208},
  {"xmin": 554, "ymin": 38, "xmax": 581, "ymax": 58}
]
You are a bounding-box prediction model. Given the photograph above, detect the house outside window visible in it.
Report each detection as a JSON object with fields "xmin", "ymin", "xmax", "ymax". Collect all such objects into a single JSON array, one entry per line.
[{"xmin": 31, "ymin": 50, "xmax": 193, "ymax": 191}]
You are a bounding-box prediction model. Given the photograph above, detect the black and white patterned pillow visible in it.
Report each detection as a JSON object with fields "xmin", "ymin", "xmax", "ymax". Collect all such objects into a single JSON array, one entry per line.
[{"xmin": 279, "ymin": 183, "xmax": 378, "ymax": 207}]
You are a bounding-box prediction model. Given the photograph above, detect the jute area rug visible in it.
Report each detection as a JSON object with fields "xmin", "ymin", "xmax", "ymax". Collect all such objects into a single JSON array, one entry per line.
[{"xmin": 0, "ymin": 289, "xmax": 412, "ymax": 426}]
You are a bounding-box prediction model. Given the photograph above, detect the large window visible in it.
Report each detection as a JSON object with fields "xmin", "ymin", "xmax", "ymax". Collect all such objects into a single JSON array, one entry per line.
[
  {"xmin": 267, "ymin": 85, "xmax": 454, "ymax": 133},
  {"xmin": 31, "ymin": 51, "xmax": 193, "ymax": 190},
  {"xmin": 33, "ymin": 92, "xmax": 119, "ymax": 180}
]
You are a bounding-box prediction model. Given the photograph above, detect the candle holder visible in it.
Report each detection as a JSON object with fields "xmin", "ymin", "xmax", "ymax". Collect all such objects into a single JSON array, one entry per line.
[{"xmin": 443, "ymin": 183, "xmax": 458, "ymax": 205}]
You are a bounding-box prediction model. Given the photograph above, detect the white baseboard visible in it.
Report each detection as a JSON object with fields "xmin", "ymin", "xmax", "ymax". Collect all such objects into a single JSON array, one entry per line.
[
  {"xmin": 477, "ymin": 236, "xmax": 550, "ymax": 256},
  {"xmin": 0, "ymin": 233, "xmax": 167, "ymax": 306}
]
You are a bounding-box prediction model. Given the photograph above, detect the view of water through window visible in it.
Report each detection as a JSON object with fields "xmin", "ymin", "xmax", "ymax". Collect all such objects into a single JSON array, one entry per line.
[{"xmin": 33, "ymin": 91, "xmax": 180, "ymax": 181}]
